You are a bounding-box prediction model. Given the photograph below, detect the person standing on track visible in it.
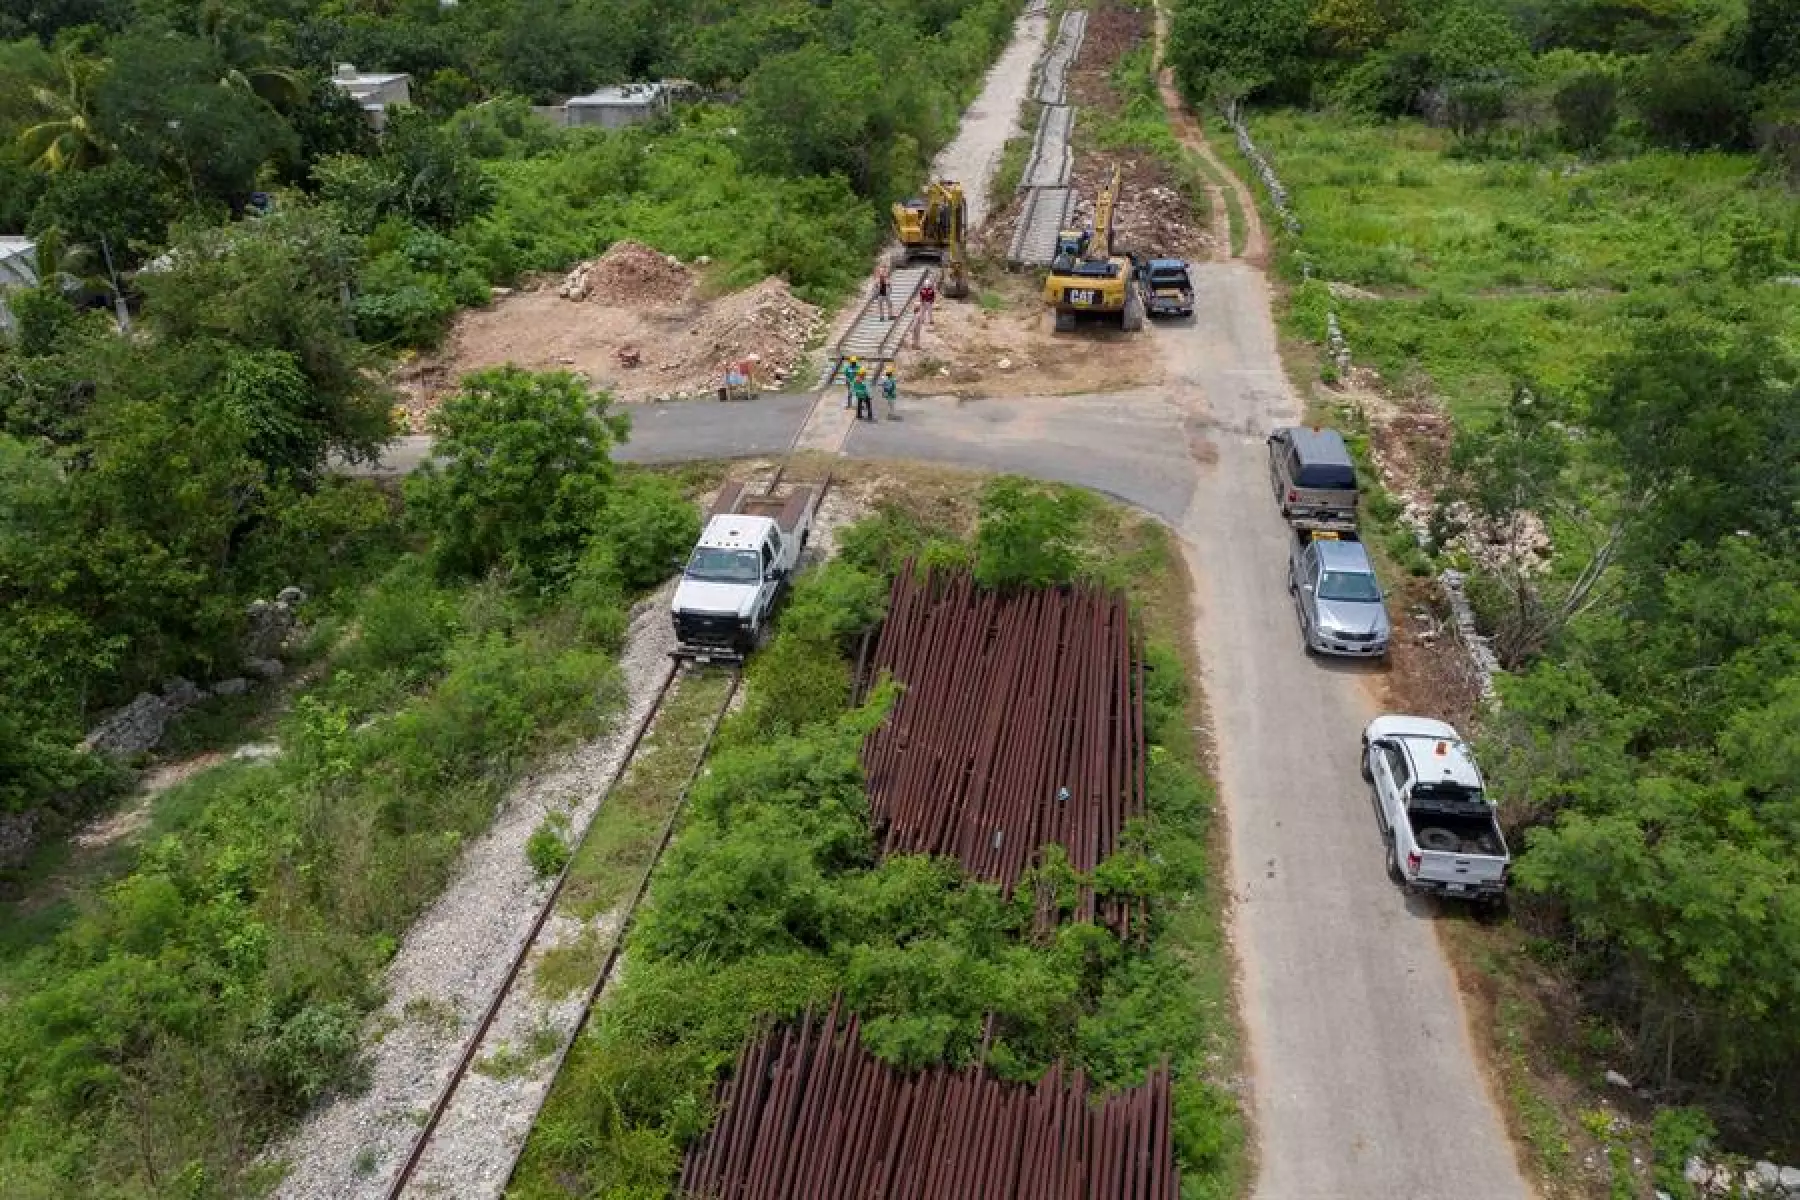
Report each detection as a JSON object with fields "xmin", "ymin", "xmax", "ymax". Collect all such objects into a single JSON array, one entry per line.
[
  {"xmin": 917, "ymin": 272, "xmax": 937, "ymax": 328},
  {"xmin": 880, "ymin": 369, "xmax": 898, "ymax": 419},
  {"xmin": 875, "ymin": 265, "xmax": 894, "ymax": 320}
]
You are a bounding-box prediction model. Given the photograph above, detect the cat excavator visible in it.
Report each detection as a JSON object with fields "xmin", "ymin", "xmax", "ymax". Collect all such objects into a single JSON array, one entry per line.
[
  {"xmin": 1042, "ymin": 164, "xmax": 1144, "ymax": 333},
  {"xmin": 891, "ymin": 180, "xmax": 970, "ymax": 298}
]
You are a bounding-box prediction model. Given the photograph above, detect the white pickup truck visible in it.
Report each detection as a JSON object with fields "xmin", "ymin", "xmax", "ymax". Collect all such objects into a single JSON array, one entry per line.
[
  {"xmin": 1361, "ymin": 715, "xmax": 1510, "ymax": 903},
  {"xmin": 670, "ymin": 480, "xmax": 819, "ymax": 661}
]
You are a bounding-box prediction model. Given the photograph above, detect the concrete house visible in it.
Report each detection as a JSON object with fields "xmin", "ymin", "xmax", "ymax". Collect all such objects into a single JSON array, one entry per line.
[
  {"xmin": 330, "ymin": 64, "xmax": 412, "ymax": 130},
  {"xmin": 564, "ymin": 83, "xmax": 671, "ymax": 130}
]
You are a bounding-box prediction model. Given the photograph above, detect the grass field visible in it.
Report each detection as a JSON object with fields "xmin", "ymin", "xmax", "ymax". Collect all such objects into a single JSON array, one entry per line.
[{"xmin": 1246, "ymin": 111, "xmax": 1800, "ymax": 422}]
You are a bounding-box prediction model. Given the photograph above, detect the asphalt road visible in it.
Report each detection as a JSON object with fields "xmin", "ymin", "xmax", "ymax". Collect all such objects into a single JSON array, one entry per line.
[
  {"xmin": 336, "ymin": 393, "xmax": 817, "ymax": 477},
  {"xmin": 341, "ymin": 268, "xmax": 1532, "ymax": 1199}
]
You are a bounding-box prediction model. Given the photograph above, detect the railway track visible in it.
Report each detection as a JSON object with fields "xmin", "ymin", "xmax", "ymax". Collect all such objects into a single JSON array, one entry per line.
[
  {"xmin": 1008, "ymin": 184, "xmax": 1073, "ymax": 266},
  {"xmin": 384, "ymin": 661, "xmax": 742, "ymax": 1200},
  {"xmin": 827, "ymin": 263, "xmax": 929, "ymax": 373}
]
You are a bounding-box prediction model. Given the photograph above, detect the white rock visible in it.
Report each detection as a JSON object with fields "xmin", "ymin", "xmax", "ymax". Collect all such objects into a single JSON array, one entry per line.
[
  {"xmin": 1604, "ymin": 1069, "xmax": 1632, "ymax": 1089},
  {"xmin": 1781, "ymin": 1166, "xmax": 1800, "ymax": 1190},
  {"xmin": 1686, "ymin": 1157, "xmax": 1709, "ymax": 1185},
  {"xmin": 1753, "ymin": 1162, "xmax": 1782, "ymax": 1190},
  {"xmin": 233, "ymin": 742, "xmax": 282, "ymax": 762}
]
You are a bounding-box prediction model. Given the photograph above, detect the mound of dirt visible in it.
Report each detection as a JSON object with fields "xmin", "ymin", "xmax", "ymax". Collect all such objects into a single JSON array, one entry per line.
[
  {"xmin": 559, "ymin": 240, "xmax": 693, "ymax": 307},
  {"xmin": 398, "ymin": 269, "xmax": 824, "ymax": 423},
  {"xmin": 688, "ymin": 278, "xmax": 822, "ymax": 382}
]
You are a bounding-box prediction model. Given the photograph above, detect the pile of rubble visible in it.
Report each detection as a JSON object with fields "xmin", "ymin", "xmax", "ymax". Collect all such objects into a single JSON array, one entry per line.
[
  {"xmin": 684, "ymin": 278, "xmax": 822, "ymax": 389},
  {"xmin": 1678, "ymin": 1157, "xmax": 1800, "ymax": 1199},
  {"xmin": 558, "ymin": 240, "xmax": 693, "ymax": 307}
]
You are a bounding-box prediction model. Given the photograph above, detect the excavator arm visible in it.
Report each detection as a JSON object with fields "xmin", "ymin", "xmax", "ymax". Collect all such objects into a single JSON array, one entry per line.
[{"xmin": 1093, "ymin": 164, "xmax": 1122, "ymax": 260}]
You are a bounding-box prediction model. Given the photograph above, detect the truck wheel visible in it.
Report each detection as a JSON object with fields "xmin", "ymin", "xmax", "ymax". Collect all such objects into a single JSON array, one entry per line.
[
  {"xmin": 1359, "ymin": 741, "xmax": 1372, "ymax": 782},
  {"xmin": 1385, "ymin": 836, "xmax": 1405, "ymax": 886}
]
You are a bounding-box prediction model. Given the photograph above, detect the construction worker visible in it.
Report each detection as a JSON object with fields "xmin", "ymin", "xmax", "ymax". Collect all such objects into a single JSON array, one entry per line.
[
  {"xmin": 917, "ymin": 273, "xmax": 937, "ymax": 328},
  {"xmin": 842, "ymin": 356, "xmax": 860, "ymax": 408},
  {"xmin": 853, "ymin": 371, "xmax": 874, "ymax": 421},
  {"xmin": 875, "ymin": 265, "xmax": 893, "ymax": 320},
  {"xmin": 880, "ymin": 369, "xmax": 898, "ymax": 419}
]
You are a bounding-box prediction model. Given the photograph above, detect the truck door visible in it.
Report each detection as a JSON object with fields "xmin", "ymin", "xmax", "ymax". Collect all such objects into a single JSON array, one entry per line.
[{"xmin": 1374, "ymin": 742, "xmax": 1410, "ymax": 832}]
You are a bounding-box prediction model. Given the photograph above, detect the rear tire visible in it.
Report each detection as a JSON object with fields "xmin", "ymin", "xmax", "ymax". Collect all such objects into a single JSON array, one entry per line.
[
  {"xmin": 1359, "ymin": 740, "xmax": 1372, "ymax": 782},
  {"xmin": 1053, "ymin": 309, "xmax": 1076, "ymax": 333},
  {"xmin": 1385, "ymin": 835, "xmax": 1405, "ymax": 885}
]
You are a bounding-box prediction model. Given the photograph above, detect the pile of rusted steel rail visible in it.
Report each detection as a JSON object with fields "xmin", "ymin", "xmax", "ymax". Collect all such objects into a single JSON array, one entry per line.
[
  {"xmin": 858, "ymin": 566, "xmax": 1146, "ymax": 933},
  {"xmin": 679, "ymin": 999, "xmax": 1180, "ymax": 1199}
]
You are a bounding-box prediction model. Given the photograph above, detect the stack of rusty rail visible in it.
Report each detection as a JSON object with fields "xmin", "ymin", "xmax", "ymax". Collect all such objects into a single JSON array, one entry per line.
[
  {"xmin": 859, "ymin": 566, "xmax": 1146, "ymax": 934},
  {"xmin": 679, "ymin": 998, "xmax": 1179, "ymax": 1199}
]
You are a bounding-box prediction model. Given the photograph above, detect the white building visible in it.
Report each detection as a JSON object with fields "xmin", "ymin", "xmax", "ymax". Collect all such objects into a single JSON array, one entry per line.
[
  {"xmin": 0, "ymin": 236, "xmax": 38, "ymax": 336},
  {"xmin": 564, "ymin": 83, "xmax": 671, "ymax": 130},
  {"xmin": 329, "ymin": 64, "xmax": 412, "ymax": 130}
]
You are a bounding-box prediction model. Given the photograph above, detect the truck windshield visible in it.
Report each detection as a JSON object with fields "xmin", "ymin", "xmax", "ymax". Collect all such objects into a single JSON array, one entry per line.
[
  {"xmin": 1318, "ymin": 570, "xmax": 1381, "ymax": 602},
  {"xmin": 685, "ymin": 548, "xmax": 761, "ymax": 583}
]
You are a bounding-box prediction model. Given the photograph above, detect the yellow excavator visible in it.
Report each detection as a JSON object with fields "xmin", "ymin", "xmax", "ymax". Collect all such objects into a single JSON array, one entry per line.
[
  {"xmin": 1042, "ymin": 165, "xmax": 1143, "ymax": 333},
  {"xmin": 891, "ymin": 180, "xmax": 970, "ymax": 298}
]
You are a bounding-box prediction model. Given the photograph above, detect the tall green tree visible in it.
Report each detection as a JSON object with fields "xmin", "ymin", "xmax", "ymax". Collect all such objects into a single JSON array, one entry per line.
[{"xmin": 404, "ymin": 367, "xmax": 630, "ymax": 586}]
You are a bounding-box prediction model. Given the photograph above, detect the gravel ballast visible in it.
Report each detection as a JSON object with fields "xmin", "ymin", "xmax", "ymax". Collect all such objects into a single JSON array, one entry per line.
[{"xmin": 267, "ymin": 592, "xmax": 677, "ymax": 1200}]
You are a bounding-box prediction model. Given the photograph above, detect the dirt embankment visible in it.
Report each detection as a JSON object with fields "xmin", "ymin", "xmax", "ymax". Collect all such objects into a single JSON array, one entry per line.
[{"xmin": 394, "ymin": 241, "xmax": 823, "ymax": 431}]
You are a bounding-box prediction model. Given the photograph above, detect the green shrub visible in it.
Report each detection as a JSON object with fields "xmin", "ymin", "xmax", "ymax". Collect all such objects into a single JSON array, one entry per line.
[
  {"xmin": 603, "ymin": 474, "xmax": 700, "ymax": 592},
  {"xmin": 252, "ymin": 1001, "xmax": 366, "ymax": 1114},
  {"xmin": 1651, "ymin": 1106, "xmax": 1716, "ymax": 1200},
  {"xmin": 527, "ymin": 815, "xmax": 573, "ymax": 879},
  {"xmin": 973, "ymin": 476, "xmax": 1096, "ymax": 589}
]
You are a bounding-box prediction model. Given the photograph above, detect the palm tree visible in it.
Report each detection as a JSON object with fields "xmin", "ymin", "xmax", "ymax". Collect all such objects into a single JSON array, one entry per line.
[{"xmin": 17, "ymin": 52, "xmax": 111, "ymax": 173}]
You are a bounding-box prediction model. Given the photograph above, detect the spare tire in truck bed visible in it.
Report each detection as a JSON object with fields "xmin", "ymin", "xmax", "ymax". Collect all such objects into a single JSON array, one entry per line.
[{"xmin": 1416, "ymin": 826, "xmax": 1462, "ymax": 853}]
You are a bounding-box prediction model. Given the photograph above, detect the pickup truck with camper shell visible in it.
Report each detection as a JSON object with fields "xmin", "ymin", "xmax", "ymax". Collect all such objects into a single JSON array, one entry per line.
[
  {"xmin": 670, "ymin": 480, "xmax": 819, "ymax": 661},
  {"xmin": 1267, "ymin": 425, "xmax": 1359, "ymax": 534},
  {"xmin": 1361, "ymin": 715, "xmax": 1510, "ymax": 903}
]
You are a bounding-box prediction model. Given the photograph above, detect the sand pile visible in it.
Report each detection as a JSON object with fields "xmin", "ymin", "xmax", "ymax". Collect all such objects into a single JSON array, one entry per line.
[{"xmin": 559, "ymin": 241, "xmax": 693, "ymax": 306}]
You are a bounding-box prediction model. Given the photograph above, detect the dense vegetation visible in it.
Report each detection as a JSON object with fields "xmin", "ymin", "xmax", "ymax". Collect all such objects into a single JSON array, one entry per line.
[
  {"xmin": 1, "ymin": 0, "xmax": 1024, "ymax": 846},
  {"xmin": 0, "ymin": 367, "xmax": 703, "ymax": 1196},
  {"xmin": 1168, "ymin": 0, "xmax": 1800, "ymax": 1162},
  {"xmin": 511, "ymin": 480, "xmax": 1245, "ymax": 1199}
]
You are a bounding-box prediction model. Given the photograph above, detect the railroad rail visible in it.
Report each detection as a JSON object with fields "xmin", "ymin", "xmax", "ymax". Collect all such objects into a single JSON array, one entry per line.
[
  {"xmin": 384, "ymin": 662, "xmax": 741, "ymax": 1200},
  {"xmin": 1034, "ymin": 8, "xmax": 1087, "ymax": 106},
  {"xmin": 681, "ymin": 996, "xmax": 1181, "ymax": 1198},
  {"xmin": 1008, "ymin": 183, "xmax": 1073, "ymax": 267},
  {"xmin": 827, "ymin": 262, "xmax": 928, "ymax": 376}
]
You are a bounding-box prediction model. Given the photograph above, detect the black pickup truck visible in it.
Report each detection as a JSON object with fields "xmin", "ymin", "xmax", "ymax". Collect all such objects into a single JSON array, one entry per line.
[{"xmin": 1136, "ymin": 258, "xmax": 1194, "ymax": 317}]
